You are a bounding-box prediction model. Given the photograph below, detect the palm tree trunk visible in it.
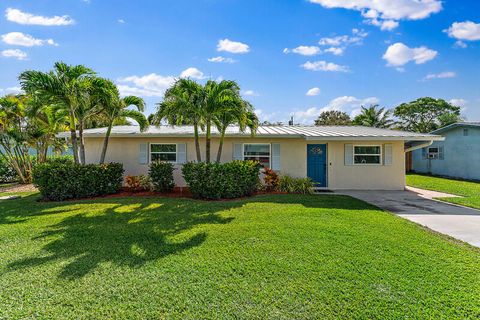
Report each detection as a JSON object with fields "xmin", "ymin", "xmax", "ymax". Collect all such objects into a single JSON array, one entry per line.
[
  {"xmin": 205, "ymin": 120, "xmax": 211, "ymax": 163},
  {"xmin": 78, "ymin": 121, "xmax": 86, "ymax": 165},
  {"xmin": 216, "ymin": 127, "xmax": 226, "ymax": 163},
  {"xmin": 99, "ymin": 123, "xmax": 113, "ymax": 164},
  {"xmin": 69, "ymin": 113, "xmax": 80, "ymax": 164},
  {"xmin": 193, "ymin": 123, "xmax": 201, "ymax": 162}
]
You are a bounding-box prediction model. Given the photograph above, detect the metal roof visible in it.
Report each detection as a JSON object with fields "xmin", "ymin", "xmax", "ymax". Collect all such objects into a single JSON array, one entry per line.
[
  {"xmin": 430, "ymin": 122, "xmax": 480, "ymax": 134},
  {"xmin": 58, "ymin": 125, "xmax": 443, "ymax": 141}
]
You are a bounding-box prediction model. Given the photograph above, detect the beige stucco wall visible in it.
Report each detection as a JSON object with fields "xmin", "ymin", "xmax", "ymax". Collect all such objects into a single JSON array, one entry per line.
[{"xmin": 84, "ymin": 137, "xmax": 406, "ymax": 190}]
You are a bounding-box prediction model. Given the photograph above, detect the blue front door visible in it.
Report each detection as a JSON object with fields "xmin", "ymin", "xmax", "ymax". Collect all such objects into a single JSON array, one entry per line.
[{"xmin": 307, "ymin": 144, "xmax": 327, "ymax": 187}]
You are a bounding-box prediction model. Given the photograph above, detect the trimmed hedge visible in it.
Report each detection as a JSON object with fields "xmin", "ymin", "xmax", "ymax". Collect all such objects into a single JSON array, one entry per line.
[
  {"xmin": 182, "ymin": 160, "xmax": 261, "ymax": 199},
  {"xmin": 33, "ymin": 162, "xmax": 124, "ymax": 201},
  {"xmin": 149, "ymin": 161, "xmax": 175, "ymax": 192}
]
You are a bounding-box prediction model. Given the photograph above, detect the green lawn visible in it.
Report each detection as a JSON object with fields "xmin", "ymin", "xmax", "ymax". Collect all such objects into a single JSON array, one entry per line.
[
  {"xmin": 0, "ymin": 193, "xmax": 479, "ymax": 319},
  {"xmin": 407, "ymin": 173, "xmax": 480, "ymax": 209}
]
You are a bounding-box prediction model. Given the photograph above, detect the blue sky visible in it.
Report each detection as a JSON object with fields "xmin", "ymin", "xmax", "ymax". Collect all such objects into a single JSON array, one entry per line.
[{"xmin": 1, "ymin": 0, "xmax": 480, "ymax": 124}]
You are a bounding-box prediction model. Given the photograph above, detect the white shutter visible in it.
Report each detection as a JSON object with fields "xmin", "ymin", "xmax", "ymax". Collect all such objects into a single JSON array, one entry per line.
[
  {"xmin": 384, "ymin": 144, "xmax": 393, "ymax": 165},
  {"xmin": 271, "ymin": 143, "xmax": 281, "ymax": 171},
  {"xmin": 139, "ymin": 143, "xmax": 148, "ymax": 164},
  {"xmin": 233, "ymin": 143, "xmax": 243, "ymax": 160},
  {"xmin": 344, "ymin": 144, "xmax": 353, "ymax": 165},
  {"xmin": 177, "ymin": 143, "xmax": 187, "ymax": 164}
]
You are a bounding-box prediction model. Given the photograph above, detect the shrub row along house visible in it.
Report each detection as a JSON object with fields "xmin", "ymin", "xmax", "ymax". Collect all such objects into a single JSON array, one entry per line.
[{"xmin": 58, "ymin": 124, "xmax": 443, "ymax": 190}]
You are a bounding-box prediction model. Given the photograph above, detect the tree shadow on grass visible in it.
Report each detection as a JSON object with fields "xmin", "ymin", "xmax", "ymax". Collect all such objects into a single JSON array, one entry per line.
[{"xmin": 5, "ymin": 198, "xmax": 237, "ymax": 279}]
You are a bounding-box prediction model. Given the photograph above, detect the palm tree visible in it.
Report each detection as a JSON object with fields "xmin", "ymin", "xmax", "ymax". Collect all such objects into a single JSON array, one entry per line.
[
  {"xmin": 99, "ymin": 80, "xmax": 147, "ymax": 163},
  {"xmin": 19, "ymin": 62, "xmax": 96, "ymax": 164},
  {"xmin": 214, "ymin": 99, "xmax": 258, "ymax": 162},
  {"xmin": 353, "ymin": 105, "xmax": 393, "ymax": 128},
  {"xmin": 203, "ymin": 80, "xmax": 241, "ymax": 163},
  {"xmin": 155, "ymin": 79, "xmax": 204, "ymax": 162}
]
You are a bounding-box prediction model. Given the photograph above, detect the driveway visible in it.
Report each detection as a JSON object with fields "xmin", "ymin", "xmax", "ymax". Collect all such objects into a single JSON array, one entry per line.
[{"xmin": 337, "ymin": 187, "xmax": 480, "ymax": 248}]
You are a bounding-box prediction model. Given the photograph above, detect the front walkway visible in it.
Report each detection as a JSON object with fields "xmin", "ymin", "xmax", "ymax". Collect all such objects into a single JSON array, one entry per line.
[{"xmin": 337, "ymin": 188, "xmax": 480, "ymax": 248}]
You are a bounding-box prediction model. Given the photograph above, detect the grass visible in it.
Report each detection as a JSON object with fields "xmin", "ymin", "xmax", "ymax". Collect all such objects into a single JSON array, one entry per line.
[
  {"xmin": 407, "ymin": 173, "xmax": 480, "ymax": 209},
  {"xmin": 0, "ymin": 193, "xmax": 479, "ymax": 319}
]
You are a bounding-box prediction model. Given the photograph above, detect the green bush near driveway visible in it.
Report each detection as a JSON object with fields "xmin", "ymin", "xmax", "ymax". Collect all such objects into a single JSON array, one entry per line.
[
  {"xmin": 182, "ymin": 160, "xmax": 260, "ymax": 199},
  {"xmin": 33, "ymin": 162, "xmax": 124, "ymax": 201},
  {"xmin": 149, "ymin": 161, "xmax": 175, "ymax": 192}
]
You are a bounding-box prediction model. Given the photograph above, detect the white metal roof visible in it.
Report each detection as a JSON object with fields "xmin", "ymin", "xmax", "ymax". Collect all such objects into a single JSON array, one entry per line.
[{"xmin": 58, "ymin": 125, "xmax": 443, "ymax": 141}]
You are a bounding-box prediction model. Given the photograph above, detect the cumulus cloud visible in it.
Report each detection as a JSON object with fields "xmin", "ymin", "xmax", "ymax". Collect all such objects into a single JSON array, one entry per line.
[
  {"xmin": 423, "ymin": 71, "xmax": 456, "ymax": 81},
  {"xmin": 383, "ymin": 42, "xmax": 437, "ymax": 67},
  {"xmin": 117, "ymin": 73, "xmax": 176, "ymax": 97},
  {"xmin": 5, "ymin": 8, "xmax": 74, "ymax": 26},
  {"xmin": 301, "ymin": 60, "xmax": 349, "ymax": 72},
  {"xmin": 309, "ymin": 0, "xmax": 442, "ymax": 30},
  {"xmin": 242, "ymin": 90, "xmax": 259, "ymax": 97},
  {"xmin": 207, "ymin": 56, "xmax": 236, "ymax": 63},
  {"xmin": 1, "ymin": 49, "xmax": 28, "ymax": 60},
  {"xmin": 1, "ymin": 32, "xmax": 57, "ymax": 47},
  {"xmin": 0, "ymin": 86, "xmax": 22, "ymax": 94},
  {"xmin": 317, "ymin": 29, "xmax": 367, "ymax": 55},
  {"xmin": 306, "ymin": 87, "xmax": 321, "ymax": 96},
  {"xmin": 445, "ymin": 21, "xmax": 480, "ymax": 47},
  {"xmin": 449, "ymin": 98, "xmax": 467, "ymax": 108},
  {"xmin": 324, "ymin": 47, "xmax": 344, "ymax": 55},
  {"xmin": 283, "ymin": 46, "xmax": 321, "ymax": 56},
  {"xmin": 118, "ymin": 19, "xmax": 125, "ymax": 24},
  {"xmin": 179, "ymin": 67, "xmax": 205, "ymax": 79},
  {"xmin": 217, "ymin": 39, "xmax": 250, "ymax": 54},
  {"xmin": 291, "ymin": 96, "xmax": 379, "ymax": 124}
]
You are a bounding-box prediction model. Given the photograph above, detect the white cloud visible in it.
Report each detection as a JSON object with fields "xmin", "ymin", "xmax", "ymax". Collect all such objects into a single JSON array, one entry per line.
[
  {"xmin": 284, "ymin": 45, "xmax": 321, "ymax": 56},
  {"xmin": 445, "ymin": 21, "xmax": 480, "ymax": 42},
  {"xmin": 324, "ymin": 47, "xmax": 343, "ymax": 55},
  {"xmin": 306, "ymin": 87, "xmax": 321, "ymax": 96},
  {"xmin": 242, "ymin": 90, "xmax": 259, "ymax": 97},
  {"xmin": 383, "ymin": 42, "xmax": 437, "ymax": 67},
  {"xmin": 5, "ymin": 8, "xmax": 74, "ymax": 26},
  {"xmin": 423, "ymin": 71, "xmax": 456, "ymax": 81},
  {"xmin": 1, "ymin": 49, "xmax": 27, "ymax": 60},
  {"xmin": 1, "ymin": 32, "xmax": 58, "ymax": 47},
  {"xmin": 180, "ymin": 67, "xmax": 205, "ymax": 79},
  {"xmin": 291, "ymin": 96, "xmax": 379, "ymax": 124},
  {"xmin": 301, "ymin": 60, "xmax": 349, "ymax": 72},
  {"xmin": 118, "ymin": 19, "xmax": 125, "ymax": 24},
  {"xmin": 208, "ymin": 56, "xmax": 236, "ymax": 63},
  {"xmin": 217, "ymin": 39, "xmax": 249, "ymax": 54},
  {"xmin": 117, "ymin": 73, "xmax": 176, "ymax": 97},
  {"xmin": 309, "ymin": 0, "xmax": 442, "ymax": 30},
  {"xmin": 0, "ymin": 86, "xmax": 22, "ymax": 94},
  {"xmin": 449, "ymin": 98, "xmax": 467, "ymax": 108}
]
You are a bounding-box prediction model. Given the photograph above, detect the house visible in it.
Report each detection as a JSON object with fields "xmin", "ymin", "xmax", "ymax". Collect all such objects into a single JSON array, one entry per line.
[
  {"xmin": 62, "ymin": 125, "xmax": 442, "ymax": 190},
  {"xmin": 411, "ymin": 122, "xmax": 480, "ymax": 180}
]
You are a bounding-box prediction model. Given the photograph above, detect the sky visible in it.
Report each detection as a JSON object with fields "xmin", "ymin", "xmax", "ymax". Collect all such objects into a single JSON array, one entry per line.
[{"xmin": 1, "ymin": 0, "xmax": 480, "ymax": 124}]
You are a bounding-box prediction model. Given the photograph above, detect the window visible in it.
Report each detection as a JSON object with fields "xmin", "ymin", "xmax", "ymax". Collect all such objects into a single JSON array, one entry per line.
[
  {"xmin": 428, "ymin": 147, "xmax": 439, "ymax": 159},
  {"xmin": 243, "ymin": 144, "xmax": 270, "ymax": 168},
  {"xmin": 353, "ymin": 145, "xmax": 381, "ymax": 165},
  {"xmin": 150, "ymin": 144, "xmax": 176, "ymax": 163}
]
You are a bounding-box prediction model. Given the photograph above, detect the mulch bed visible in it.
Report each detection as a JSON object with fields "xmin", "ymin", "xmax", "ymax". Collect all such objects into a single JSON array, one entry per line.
[{"xmin": 0, "ymin": 183, "xmax": 37, "ymax": 193}]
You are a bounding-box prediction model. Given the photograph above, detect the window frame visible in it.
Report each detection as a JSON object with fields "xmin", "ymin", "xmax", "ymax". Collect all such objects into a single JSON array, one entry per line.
[
  {"xmin": 427, "ymin": 147, "xmax": 439, "ymax": 159},
  {"xmin": 352, "ymin": 144, "xmax": 382, "ymax": 166},
  {"xmin": 242, "ymin": 143, "xmax": 271, "ymax": 168},
  {"xmin": 149, "ymin": 143, "xmax": 177, "ymax": 164}
]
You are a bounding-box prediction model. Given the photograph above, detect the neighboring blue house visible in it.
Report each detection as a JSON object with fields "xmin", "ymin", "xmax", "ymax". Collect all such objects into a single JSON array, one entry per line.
[{"xmin": 411, "ymin": 122, "xmax": 480, "ymax": 180}]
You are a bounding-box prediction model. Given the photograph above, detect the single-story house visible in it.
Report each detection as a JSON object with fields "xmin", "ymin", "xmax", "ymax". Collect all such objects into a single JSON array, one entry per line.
[
  {"xmin": 61, "ymin": 125, "xmax": 442, "ymax": 190},
  {"xmin": 411, "ymin": 122, "xmax": 480, "ymax": 180}
]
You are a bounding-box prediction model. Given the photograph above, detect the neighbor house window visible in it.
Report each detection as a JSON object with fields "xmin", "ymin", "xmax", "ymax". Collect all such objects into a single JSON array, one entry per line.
[
  {"xmin": 427, "ymin": 147, "xmax": 439, "ymax": 159},
  {"xmin": 353, "ymin": 145, "xmax": 381, "ymax": 165},
  {"xmin": 243, "ymin": 144, "xmax": 270, "ymax": 168},
  {"xmin": 463, "ymin": 128, "xmax": 469, "ymax": 136},
  {"xmin": 150, "ymin": 144, "xmax": 176, "ymax": 163}
]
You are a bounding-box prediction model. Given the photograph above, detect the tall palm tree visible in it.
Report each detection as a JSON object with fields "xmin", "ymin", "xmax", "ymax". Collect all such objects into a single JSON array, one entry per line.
[
  {"xmin": 203, "ymin": 80, "xmax": 241, "ymax": 163},
  {"xmin": 19, "ymin": 62, "xmax": 96, "ymax": 164},
  {"xmin": 155, "ymin": 79, "xmax": 204, "ymax": 162},
  {"xmin": 353, "ymin": 105, "xmax": 393, "ymax": 128},
  {"xmin": 214, "ymin": 99, "xmax": 258, "ymax": 162},
  {"xmin": 99, "ymin": 80, "xmax": 147, "ymax": 163}
]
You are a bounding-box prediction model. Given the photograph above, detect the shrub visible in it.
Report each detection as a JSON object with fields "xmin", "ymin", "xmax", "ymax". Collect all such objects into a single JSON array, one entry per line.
[
  {"xmin": 125, "ymin": 175, "xmax": 152, "ymax": 191},
  {"xmin": 262, "ymin": 168, "xmax": 279, "ymax": 191},
  {"xmin": 33, "ymin": 162, "xmax": 124, "ymax": 201},
  {"xmin": 149, "ymin": 161, "xmax": 175, "ymax": 192},
  {"xmin": 277, "ymin": 175, "xmax": 314, "ymax": 194},
  {"xmin": 182, "ymin": 160, "xmax": 261, "ymax": 199},
  {"xmin": 45, "ymin": 155, "xmax": 74, "ymax": 165},
  {"xmin": 139, "ymin": 175, "xmax": 153, "ymax": 191},
  {"xmin": 0, "ymin": 157, "xmax": 18, "ymax": 183}
]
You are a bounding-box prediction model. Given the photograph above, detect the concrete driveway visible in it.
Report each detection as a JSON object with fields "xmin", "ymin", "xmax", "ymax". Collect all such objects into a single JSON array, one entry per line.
[{"xmin": 338, "ymin": 187, "xmax": 480, "ymax": 248}]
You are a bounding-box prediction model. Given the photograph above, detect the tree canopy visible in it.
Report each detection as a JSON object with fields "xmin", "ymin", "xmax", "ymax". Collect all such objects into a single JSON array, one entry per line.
[
  {"xmin": 314, "ymin": 110, "xmax": 351, "ymax": 126},
  {"xmin": 352, "ymin": 105, "xmax": 393, "ymax": 128}
]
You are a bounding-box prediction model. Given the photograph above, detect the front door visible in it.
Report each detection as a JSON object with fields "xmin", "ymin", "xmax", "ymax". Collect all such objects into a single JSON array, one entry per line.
[{"xmin": 307, "ymin": 144, "xmax": 327, "ymax": 187}]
